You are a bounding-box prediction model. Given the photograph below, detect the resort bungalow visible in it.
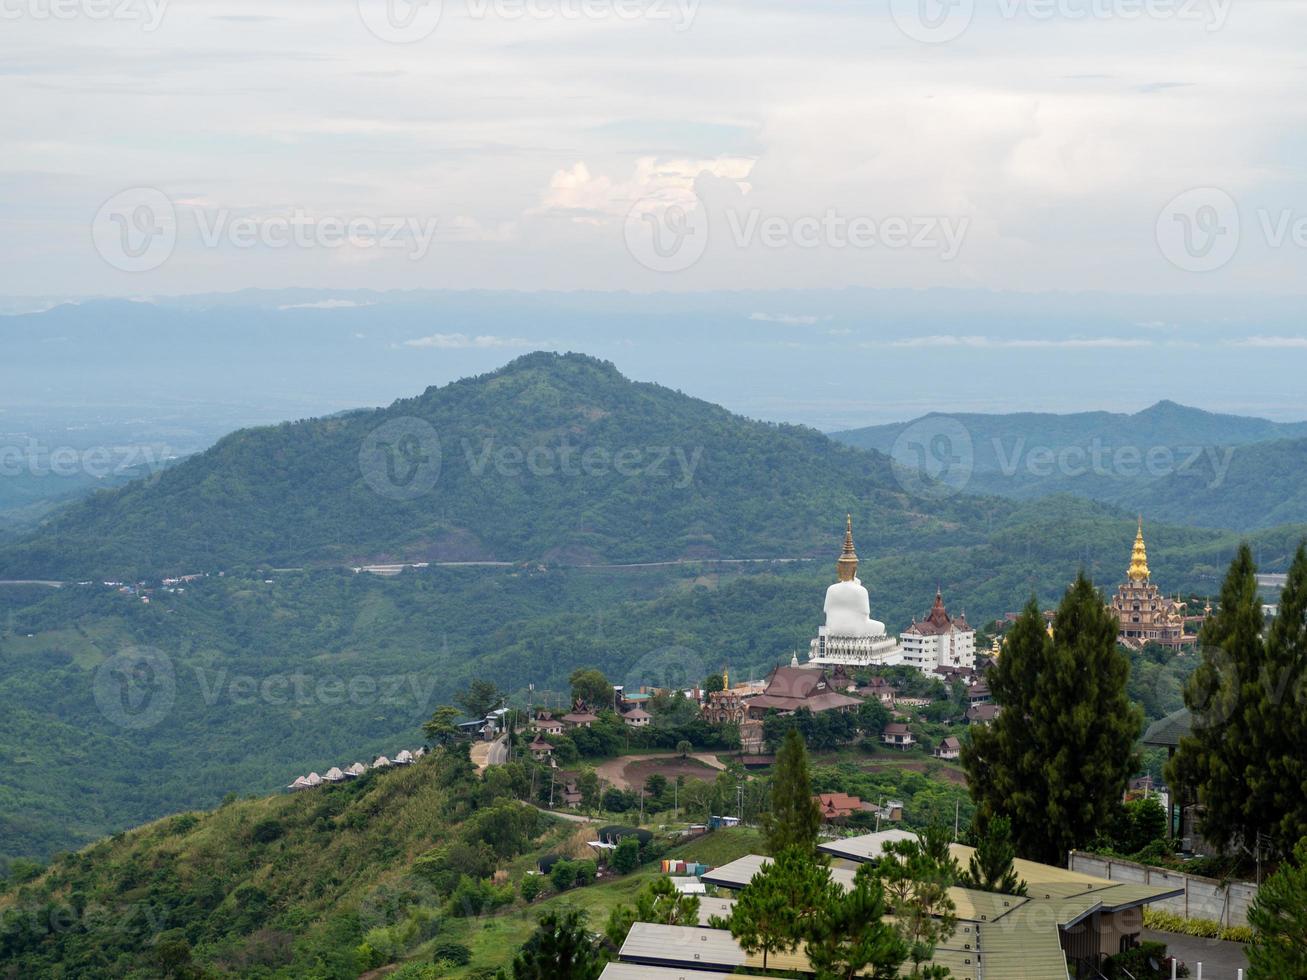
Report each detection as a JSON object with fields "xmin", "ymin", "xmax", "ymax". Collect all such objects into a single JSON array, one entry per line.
[
  {"xmin": 881, "ymin": 722, "xmax": 916, "ymax": 750},
  {"xmin": 934, "ymin": 736, "xmax": 961, "ymax": 760},
  {"xmin": 622, "ymin": 708, "xmax": 652, "ymax": 728}
]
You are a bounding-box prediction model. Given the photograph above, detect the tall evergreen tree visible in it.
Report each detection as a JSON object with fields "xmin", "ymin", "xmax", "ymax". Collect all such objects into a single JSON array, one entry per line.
[
  {"xmin": 960, "ymin": 813, "xmax": 1027, "ymax": 895},
  {"xmin": 962, "ymin": 576, "xmax": 1142, "ymax": 866},
  {"xmin": 1248, "ymin": 837, "xmax": 1307, "ymax": 980},
  {"xmin": 764, "ymin": 727, "xmax": 821, "ymax": 856},
  {"xmin": 804, "ymin": 864, "xmax": 908, "ymax": 980},
  {"xmin": 1166, "ymin": 544, "xmax": 1289, "ymax": 856},
  {"xmin": 723, "ymin": 847, "xmax": 831, "ymax": 969},
  {"xmin": 509, "ymin": 909, "xmax": 603, "ymax": 980}
]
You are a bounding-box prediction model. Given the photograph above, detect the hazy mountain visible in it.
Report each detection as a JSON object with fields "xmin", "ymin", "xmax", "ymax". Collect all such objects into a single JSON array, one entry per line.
[{"xmin": 832, "ymin": 402, "xmax": 1307, "ymax": 527}]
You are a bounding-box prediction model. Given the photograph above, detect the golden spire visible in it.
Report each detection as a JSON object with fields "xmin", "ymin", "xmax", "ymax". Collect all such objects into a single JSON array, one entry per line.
[
  {"xmin": 1128, "ymin": 515, "xmax": 1151, "ymax": 582},
  {"xmin": 837, "ymin": 514, "xmax": 859, "ymax": 582}
]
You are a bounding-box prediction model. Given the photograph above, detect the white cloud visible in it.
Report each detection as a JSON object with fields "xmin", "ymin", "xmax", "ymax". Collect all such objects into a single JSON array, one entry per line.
[
  {"xmin": 748, "ymin": 312, "xmax": 820, "ymax": 325},
  {"xmin": 1230, "ymin": 336, "xmax": 1307, "ymax": 349},
  {"xmin": 402, "ymin": 334, "xmax": 540, "ymax": 350},
  {"xmin": 278, "ymin": 299, "xmax": 373, "ymax": 310},
  {"xmin": 886, "ymin": 335, "xmax": 1154, "ymax": 349}
]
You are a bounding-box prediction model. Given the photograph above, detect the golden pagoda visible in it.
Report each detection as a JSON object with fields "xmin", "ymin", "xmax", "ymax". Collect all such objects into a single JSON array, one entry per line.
[
  {"xmin": 1109, "ymin": 517, "xmax": 1195, "ymax": 650},
  {"xmin": 836, "ymin": 514, "xmax": 858, "ymax": 582}
]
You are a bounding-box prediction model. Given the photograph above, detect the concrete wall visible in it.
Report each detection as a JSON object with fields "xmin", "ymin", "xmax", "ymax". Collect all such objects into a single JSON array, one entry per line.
[{"xmin": 1069, "ymin": 852, "xmax": 1258, "ymax": 928}]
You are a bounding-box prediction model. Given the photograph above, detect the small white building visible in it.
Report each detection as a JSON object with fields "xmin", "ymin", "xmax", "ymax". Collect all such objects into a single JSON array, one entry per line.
[
  {"xmin": 345, "ymin": 762, "xmax": 368, "ymax": 777},
  {"xmin": 899, "ymin": 590, "xmax": 976, "ymax": 677},
  {"xmin": 622, "ymin": 708, "xmax": 652, "ymax": 728}
]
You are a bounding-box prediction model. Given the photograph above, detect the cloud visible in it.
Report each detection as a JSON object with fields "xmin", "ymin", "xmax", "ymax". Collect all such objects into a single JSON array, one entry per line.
[
  {"xmin": 278, "ymin": 299, "xmax": 373, "ymax": 310},
  {"xmin": 402, "ymin": 334, "xmax": 541, "ymax": 350},
  {"xmin": 534, "ymin": 156, "xmax": 755, "ymax": 224},
  {"xmin": 1229, "ymin": 336, "xmax": 1307, "ymax": 349},
  {"xmin": 885, "ymin": 336, "xmax": 1154, "ymax": 349},
  {"xmin": 748, "ymin": 312, "xmax": 820, "ymax": 325}
]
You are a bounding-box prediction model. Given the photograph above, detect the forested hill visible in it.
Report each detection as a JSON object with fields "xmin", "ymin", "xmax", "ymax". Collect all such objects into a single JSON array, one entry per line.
[{"xmin": 0, "ymin": 352, "xmax": 1006, "ymax": 580}]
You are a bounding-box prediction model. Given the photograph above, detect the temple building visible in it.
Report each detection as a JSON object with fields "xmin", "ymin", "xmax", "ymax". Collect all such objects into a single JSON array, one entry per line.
[
  {"xmin": 899, "ymin": 589, "xmax": 976, "ymax": 676},
  {"xmin": 1109, "ymin": 518, "xmax": 1197, "ymax": 650},
  {"xmin": 807, "ymin": 516, "xmax": 901, "ymax": 667}
]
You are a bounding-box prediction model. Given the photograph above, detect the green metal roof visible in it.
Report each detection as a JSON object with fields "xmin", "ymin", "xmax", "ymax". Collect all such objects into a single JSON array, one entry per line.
[{"xmin": 1142, "ymin": 707, "xmax": 1192, "ymax": 747}]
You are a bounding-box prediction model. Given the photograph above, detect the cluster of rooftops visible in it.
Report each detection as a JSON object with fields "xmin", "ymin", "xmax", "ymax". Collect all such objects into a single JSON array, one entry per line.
[
  {"xmin": 286, "ymin": 747, "xmax": 425, "ymax": 791},
  {"xmin": 601, "ymin": 830, "xmax": 1185, "ymax": 980}
]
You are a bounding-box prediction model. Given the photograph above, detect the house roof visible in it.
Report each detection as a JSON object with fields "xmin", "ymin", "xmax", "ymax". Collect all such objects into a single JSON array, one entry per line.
[
  {"xmin": 1142, "ymin": 707, "xmax": 1192, "ymax": 747},
  {"xmin": 884, "ymin": 722, "xmax": 912, "ymax": 735},
  {"xmin": 938, "ymin": 736, "xmax": 961, "ymax": 750},
  {"xmin": 904, "ymin": 590, "xmax": 973, "ymax": 636},
  {"xmin": 966, "ymin": 703, "xmax": 1000, "ymax": 722},
  {"xmin": 561, "ymin": 711, "xmax": 598, "ymax": 723},
  {"xmin": 623, "ymin": 708, "xmax": 652, "ymax": 720}
]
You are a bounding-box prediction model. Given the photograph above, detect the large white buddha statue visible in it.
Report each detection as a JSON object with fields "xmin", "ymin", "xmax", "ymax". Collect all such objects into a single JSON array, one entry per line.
[
  {"xmin": 823, "ymin": 516, "xmax": 885, "ymax": 637},
  {"xmin": 808, "ymin": 516, "xmax": 900, "ymax": 666}
]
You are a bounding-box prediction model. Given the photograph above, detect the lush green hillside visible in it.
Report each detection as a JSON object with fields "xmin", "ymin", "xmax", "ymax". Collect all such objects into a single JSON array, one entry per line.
[
  {"xmin": 832, "ymin": 401, "xmax": 1307, "ymax": 526},
  {"xmin": 0, "ymin": 352, "xmax": 1006, "ymax": 580},
  {"xmin": 1111, "ymin": 436, "xmax": 1307, "ymax": 530},
  {"xmin": 0, "ymin": 745, "xmax": 769, "ymax": 979},
  {"xmin": 3, "ymin": 501, "xmax": 1303, "ymax": 867}
]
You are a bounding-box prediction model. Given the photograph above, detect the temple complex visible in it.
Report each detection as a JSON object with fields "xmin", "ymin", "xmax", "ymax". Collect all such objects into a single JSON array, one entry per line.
[
  {"xmin": 899, "ymin": 589, "xmax": 976, "ymax": 676},
  {"xmin": 1109, "ymin": 518, "xmax": 1198, "ymax": 650},
  {"xmin": 807, "ymin": 516, "xmax": 901, "ymax": 667}
]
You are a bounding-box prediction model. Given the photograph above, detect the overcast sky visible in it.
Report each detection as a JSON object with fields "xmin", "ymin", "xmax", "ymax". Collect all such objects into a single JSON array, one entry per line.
[{"xmin": 2, "ymin": 0, "xmax": 1306, "ymax": 298}]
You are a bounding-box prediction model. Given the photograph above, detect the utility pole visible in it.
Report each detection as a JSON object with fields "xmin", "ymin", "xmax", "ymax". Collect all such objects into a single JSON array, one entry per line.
[
  {"xmin": 954, "ymin": 800, "xmax": 960, "ymax": 842},
  {"xmin": 639, "ymin": 790, "xmax": 645, "ymax": 825}
]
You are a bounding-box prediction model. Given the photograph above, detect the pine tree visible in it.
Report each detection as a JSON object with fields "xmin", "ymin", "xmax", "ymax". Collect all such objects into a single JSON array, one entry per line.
[
  {"xmin": 960, "ymin": 813, "xmax": 1027, "ymax": 895},
  {"xmin": 764, "ymin": 727, "xmax": 821, "ymax": 856},
  {"xmin": 724, "ymin": 847, "xmax": 830, "ymax": 969},
  {"xmin": 1166, "ymin": 544, "xmax": 1291, "ymax": 856},
  {"xmin": 962, "ymin": 576, "xmax": 1143, "ymax": 866},
  {"xmin": 1248, "ymin": 837, "xmax": 1307, "ymax": 980},
  {"xmin": 509, "ymin": 909, "xmax": 603, "ymax": 980},
  {"xmin": 634, "ymin": 875, "xmax": 700, "ymax": 926},
  {"xmin": 804, "ymin": 864, "xmax": 908, "ymax": 980}
]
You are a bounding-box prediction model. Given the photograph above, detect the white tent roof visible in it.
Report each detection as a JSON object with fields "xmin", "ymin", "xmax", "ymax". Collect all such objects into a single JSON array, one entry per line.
[
  {"xmin": 324, "ymin": 767, "xmax": 345, "ymax": 781},
  {"xmin": 372, "ymin": 756, "xmax": 391, "ymax": 768}
]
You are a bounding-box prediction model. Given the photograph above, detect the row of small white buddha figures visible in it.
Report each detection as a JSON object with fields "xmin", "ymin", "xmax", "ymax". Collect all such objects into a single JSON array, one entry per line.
[{"xmin": 286, "ymin": 746, "xmax": 427, "ymax": 791}]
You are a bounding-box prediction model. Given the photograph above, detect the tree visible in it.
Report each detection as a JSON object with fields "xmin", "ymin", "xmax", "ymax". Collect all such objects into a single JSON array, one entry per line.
[
  {"xmin": 570, "ymin": 668, "xmax": 613, "ymax": 710},
  {"xmin": 870, "ymin": 830, "xmax": 958, "ymax": 977},
  {"xmin": 1248, "ymin": 837, "xmax": 1307, "ymax": 980},
  {"xmin": 612, "ymin": 836, "xmax": 640, "ymax": 874},
  {"xmin": 704, "ymin": 674, "xmax": 725, "ymax": 694},
  {"xmin": 422, "ymin": 705, "xmax": 462, "ymax": 746},
  {"xmin": 724, "ymin": 847, "xmax": 831, "ymax": 970},
  {"xmin": 960, "ymin": 813, "xmax": 1027, "ymax": 895},
  {"xmin": 764, "ymin": 727, "xmax": 821, "ymax": 856},
  {"xmin": 805, "ymin": 864, "xmax": 908, "ymax": 980},
  {"xmin": 675, "ymin": 740, "xmax": 693, "ymax": 758},
  {"xmin": 644, "ymin": 773, "xmax": 668, "ymax": 802},
  {"xmin": 1170, "ymin": 543, "xmax": 1307, "ymax": 859},
  {"xmin": 509, "ymin": 909, "xmax": 603, "ymax": 980},
  {"xmin": 456, "ymin": 679, "xmax": 504, "ymax": 720},
  {"xmin": 635, "ymin": 875, "xmax": 700, "ymax": 926},
  {"xmin": 963, "ymin": 579, "xmax": 1143, "ymax": 866}
]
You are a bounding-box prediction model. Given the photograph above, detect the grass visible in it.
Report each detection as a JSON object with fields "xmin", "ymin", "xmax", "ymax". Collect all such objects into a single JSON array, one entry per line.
[{"xmin": 412, "ymin": 827, "xmax": 765, "ymax": 978}]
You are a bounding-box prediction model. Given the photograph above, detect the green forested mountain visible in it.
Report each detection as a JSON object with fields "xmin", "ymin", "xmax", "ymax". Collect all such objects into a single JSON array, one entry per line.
[
  {"xmin": 831, "ymin": 401, "xmax": 1307, "ymax": 527},
  {"xmin": 2, "ymin": 351, "xmax": 1305, "ymax": 872},
  {"xmin": 0, "ymin": 352, "xmax": 1005, "ymax": 581}
]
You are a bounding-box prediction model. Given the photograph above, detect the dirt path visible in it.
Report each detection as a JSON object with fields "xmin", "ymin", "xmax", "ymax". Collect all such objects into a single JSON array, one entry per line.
[{"xmin": 595, "ymin": 752, "xmax": 727, "ymax": 790}]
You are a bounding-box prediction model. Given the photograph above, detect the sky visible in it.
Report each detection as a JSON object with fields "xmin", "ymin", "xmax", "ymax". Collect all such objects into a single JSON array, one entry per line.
[{"xmin": 3, "ymin": 0, "xmax": 1307, "ymax": 299}]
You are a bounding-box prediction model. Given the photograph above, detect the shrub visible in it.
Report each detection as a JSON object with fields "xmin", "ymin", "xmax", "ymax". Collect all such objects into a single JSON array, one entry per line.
[
  {"xmin": 612, "ymin": 836, "xmax": 640, "ymax": 874},
  {"xmin": 433, "ymin": 941, "xmax": 472, "ymax": 966},
  {"xmin": 1142, "ymin": 908, "xmax": 1252, "ymax": 943},
  {"xmin": 550, "ymin": 860, "xmax": 577, "ymax": 892},
  {"xmin": 250, "ymin": 819, "xmax": 284, "ymax": 844},
  {"xmin": 520, "ymin": 874, "xmax": 543, "ymax": 902}
]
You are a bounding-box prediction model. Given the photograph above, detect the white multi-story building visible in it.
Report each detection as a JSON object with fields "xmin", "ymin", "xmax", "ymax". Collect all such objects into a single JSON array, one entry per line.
[{"xmin": 899, "ymin": 590, "xmax": 975, "ymax": 676}]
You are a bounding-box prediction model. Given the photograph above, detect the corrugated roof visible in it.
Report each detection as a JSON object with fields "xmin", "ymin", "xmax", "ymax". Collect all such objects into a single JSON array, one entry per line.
[
  {"xmin": 696, "ymin": 896, "xmax": 735, "ymax": 926},
  {"xmin": 600, "ymin": 964, "xmax": 757, "ymax": 980},
  {"xmin": 979, "ymin": 903, "xmax": 1072, "ymax": 979},
  {"xmin": 618, "ymin": 923, "xmax": 742, "ymax": 970}
]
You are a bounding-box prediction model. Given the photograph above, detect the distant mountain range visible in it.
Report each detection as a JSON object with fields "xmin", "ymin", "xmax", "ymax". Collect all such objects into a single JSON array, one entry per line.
[{"xmin": 832, "ymin": 402, "xmax": 1307, "ymax": 530}]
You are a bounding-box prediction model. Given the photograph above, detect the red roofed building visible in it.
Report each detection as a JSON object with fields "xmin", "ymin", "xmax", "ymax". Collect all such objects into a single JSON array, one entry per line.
[
  {"xmin": 745, "ymin": 664, "xmax": 863, "ymax": 719},
  {"xmin": 814, "ymin": 792, "xmax": 874, "ymax": 823},
  {"xmin": 899, "ymin": 589, "xmax": 976, "ymax": 677}
]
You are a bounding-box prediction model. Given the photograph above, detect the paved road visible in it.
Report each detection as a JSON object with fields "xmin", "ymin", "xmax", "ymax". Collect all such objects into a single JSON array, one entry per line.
[
  {"xmin": 470, "ymin": 735, "xmax": 508, "ymax": 771},
  {"xmin": 531, "ymin": 804, "xmax": 597, "ymax": 824},
  {"xmin": 1143, "ymin": 929, "xmax": 1248, "ymax": 978}
]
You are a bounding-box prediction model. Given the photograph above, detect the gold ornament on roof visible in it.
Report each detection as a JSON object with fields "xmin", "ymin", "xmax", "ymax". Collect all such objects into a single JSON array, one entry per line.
[
  {"xmin": 1128, "ymin": 515, "xmax": 1151, "ymax": 582},
  {"xmin": 837, "ymin": 514, "xmax": 859, "ymax": 582}
]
